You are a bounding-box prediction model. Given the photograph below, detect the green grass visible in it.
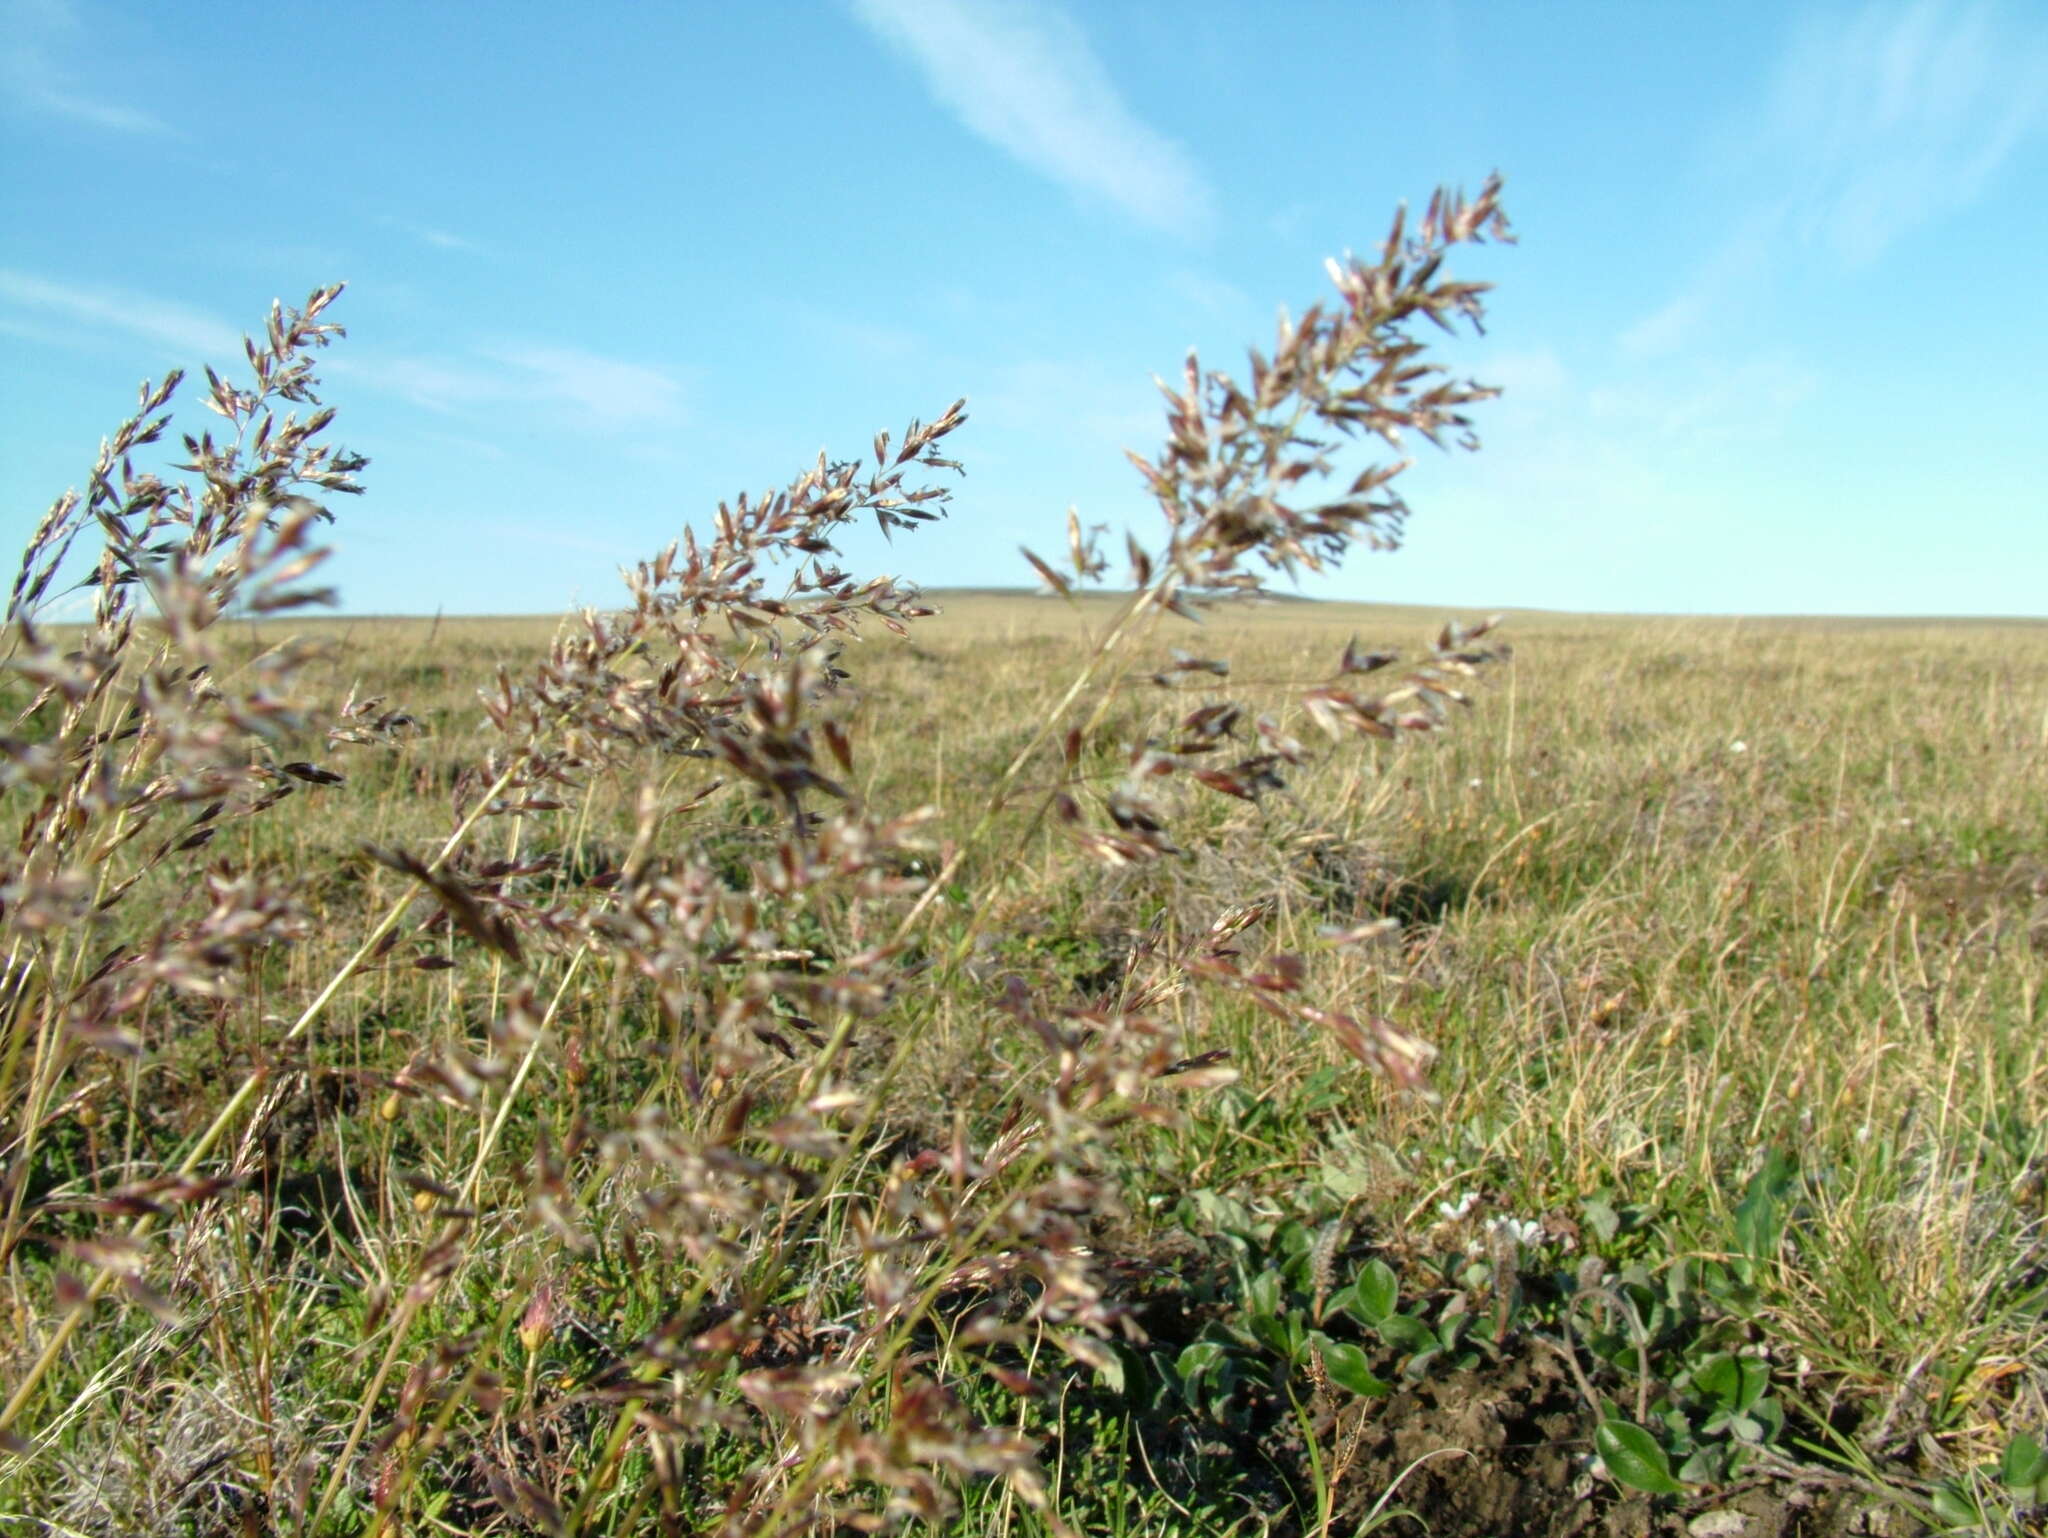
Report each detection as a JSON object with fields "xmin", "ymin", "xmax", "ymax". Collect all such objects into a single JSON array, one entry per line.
[{"xmin": 7, "ymin": 599, "xmax": 2043, "ymax": 1535}]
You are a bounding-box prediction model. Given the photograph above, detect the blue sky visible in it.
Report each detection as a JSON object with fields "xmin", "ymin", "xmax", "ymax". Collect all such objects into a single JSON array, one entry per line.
[{"xmin": 3, "ymin": 0, "xmax": 2044, "ymax": 617}]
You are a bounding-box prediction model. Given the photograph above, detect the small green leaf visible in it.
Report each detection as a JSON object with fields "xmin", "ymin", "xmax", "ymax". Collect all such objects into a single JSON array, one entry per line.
[
  {"xmin": 1693, "ymin": 1352, "xmax": 1766, "ymax": 1413},
  {"xmin": 1251, "ymin": 1309, "xmax": 1308, "ymax": 1363},
  {"xmin": 1582, "ymin": 1197, "xmax": 1620, "ymax": 1243},
  {"xmin": 1929, "ymin": 1483, "xmax": 1981, "ymax": 1528},
  {"xmin": 1244, "ymin": 1269, "xmax": 1283, "ymax": 1320},
  {"xmin": 1322, "ymin": 1160, "xmax": 1372, "ymax": 1200},
  {"xmin": 1747, "ymin": 1397, "xmax": 1784, "ymax": 1444},
  {"xmin": 1698, "ymin": 1260, "xmax": 1744, "ymax": 1305},
  {"xmin": 1176, "ymin": 1340, "xmax": 1228, "ymax": 1390},
  {"xmin": 1093, "ymin": 1346, "xmax": 1127, "ymax": 1395},
  {"xmin": 1248, "ymin": 1313, "xmax": 1291, "ymax": 1356},
  {"xmin": 1192, "ymin": 1187, "xmax": 1257, "ymax": 1238},
  {"xmin": 1733, "ymin": 1150, "xmax": 1794, "ymax": 1262},
  {"xmin": 1283, "ymin": 1313, "xmax": 1309, "ymax": 1364},
  {"xmin": 1732, "ymin": 1356, "xmax": 1768, "ymax": 1412},
  {"xmin": 1376, "ymin": 1314, "xmax": 1436, "ymax": 1354},
  {"xmin": 1693, "ymin": 1352, "xmax": 1741, "ymax": 1408},
  {"xmin": 1353, "ymin": 1258, "xmax": 1399, "ymax": 1325},
  {"xmin": 1317, "ymin": 1340, "xmax": 1391, "ymax": 1398},
  {"xmin": 1596, "ymin": 1419, "xmax": 1685, "ymax": 1495},
  {"xmin": 2002, "ymin": 1429, "xmax": 2048, "ymax": 1494}
]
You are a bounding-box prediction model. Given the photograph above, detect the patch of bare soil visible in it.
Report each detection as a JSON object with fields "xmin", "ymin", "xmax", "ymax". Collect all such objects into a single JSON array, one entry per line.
[{"xmin": 1302, "ymin": 1348, "xmax": 1925, "ymax": 1538}]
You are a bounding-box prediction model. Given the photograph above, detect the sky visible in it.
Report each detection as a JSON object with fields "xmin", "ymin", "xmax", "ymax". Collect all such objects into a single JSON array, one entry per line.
[{"xmin": 2, "ymin": 0, "xmax": 2045, "ymax": 619}]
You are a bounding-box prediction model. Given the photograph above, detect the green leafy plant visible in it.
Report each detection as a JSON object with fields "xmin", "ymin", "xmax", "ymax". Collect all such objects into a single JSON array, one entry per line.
[
  {"xmin": 1594, "ymin": 1417, "xmax": 1685, "ymax": 1497},
  {"xmin": 1927, "ymin": 1430, "xmax": 2048, "ymax": 1533},
  {"xmin": 2002, "ymin": 1429, "xmax": 2048, "ymax": 1507}
]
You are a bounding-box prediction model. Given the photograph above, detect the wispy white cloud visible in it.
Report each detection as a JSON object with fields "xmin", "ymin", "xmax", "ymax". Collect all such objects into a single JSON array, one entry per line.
[
  {"xmin": 0, "ymin": 269, "xmax": 242, "ymax": 359},
  {"xmin": 1422, "ymin": 347, "xmax": 1814, "ymax": 533},
  {"xmin": 1757, "ymin": 0, "xmax": 2045, "ymax": 266},
  {"xmin": 1589, "ymin": 352, "xmax": 1819, "ymax": 447},
  {"xmin": 1475, "ymin": 349, "xmax": 1569, "ymax": 415},
  {"xmin": 483, "ymin": 344, "xmax": 691, "ymax": 429},
  {"xmin": 786, "ymin": 305, "xmax": 923, "ymax": 361},
  {"xmin": 335, "ymin": 342, "xmax": 692, "ymax": 433},
  {"xmin": 329, "ymin": 354, "xmax": 506, "ymax": 413},
  {"xmin": 0, "ymin": 310, "xmax": 88, "ymax": 351},
  {"xmin": 1618, "ymin": 293, "xmax": 1709, "ymax": 361},
  {"xmin": 1399, "ymin": 344, "xmax": 1825, "ymax": 609},
  {"xmin": 404, "ymin": 427, "xmax": 510, "ymax": 463},
  {"xmin": 1266, "ymin": 202, "xmax": 1318, "ymax": 245},
  {"xmin": 1619, "ymin": 3, "xmax": 2043, "ymax": 367},
  {"xmin": 15, "ymin": 84, "xmax": 168, "ymax": 134},
  {"xmin": 846, "ymin": 0, "xmax": 1214, "ymax": 237},
  {"xmin": 1165, "ymin": 270, "xmax": 1253, "ymax": 319},
  {"xmin": 376, "ymin": 214, "xmax": 480, "ymax": 253},
  {"xmin": 1, "ymin": 0, "xmax": 175, "ymax": 136},
  {"xmin": 981, "ymin": 355, "xmax": 1162, "ymax": 455}
]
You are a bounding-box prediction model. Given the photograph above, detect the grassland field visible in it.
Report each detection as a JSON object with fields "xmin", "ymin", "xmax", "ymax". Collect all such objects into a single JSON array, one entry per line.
[{"xmin": 4, "ymin": 590, "xmax": 2045, "ymax": 1536}]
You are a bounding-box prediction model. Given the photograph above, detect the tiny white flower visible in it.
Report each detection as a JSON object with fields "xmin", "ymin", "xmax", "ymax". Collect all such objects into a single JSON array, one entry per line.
[
  {"xmin": 1438, "ymin": 1190, "xmax": 1478, "ymax": 1221},
  {"xmin": 1485, "ymin": 1215, "xmax": 1543, "ymax": 1248},
  {"xmin": 1467, "ymin": 777, "xmax": 1482, "ymax": 789},
  {"xmin": 1730, "ymin": 740, "xmax": 1748, "ymax": 754}
]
